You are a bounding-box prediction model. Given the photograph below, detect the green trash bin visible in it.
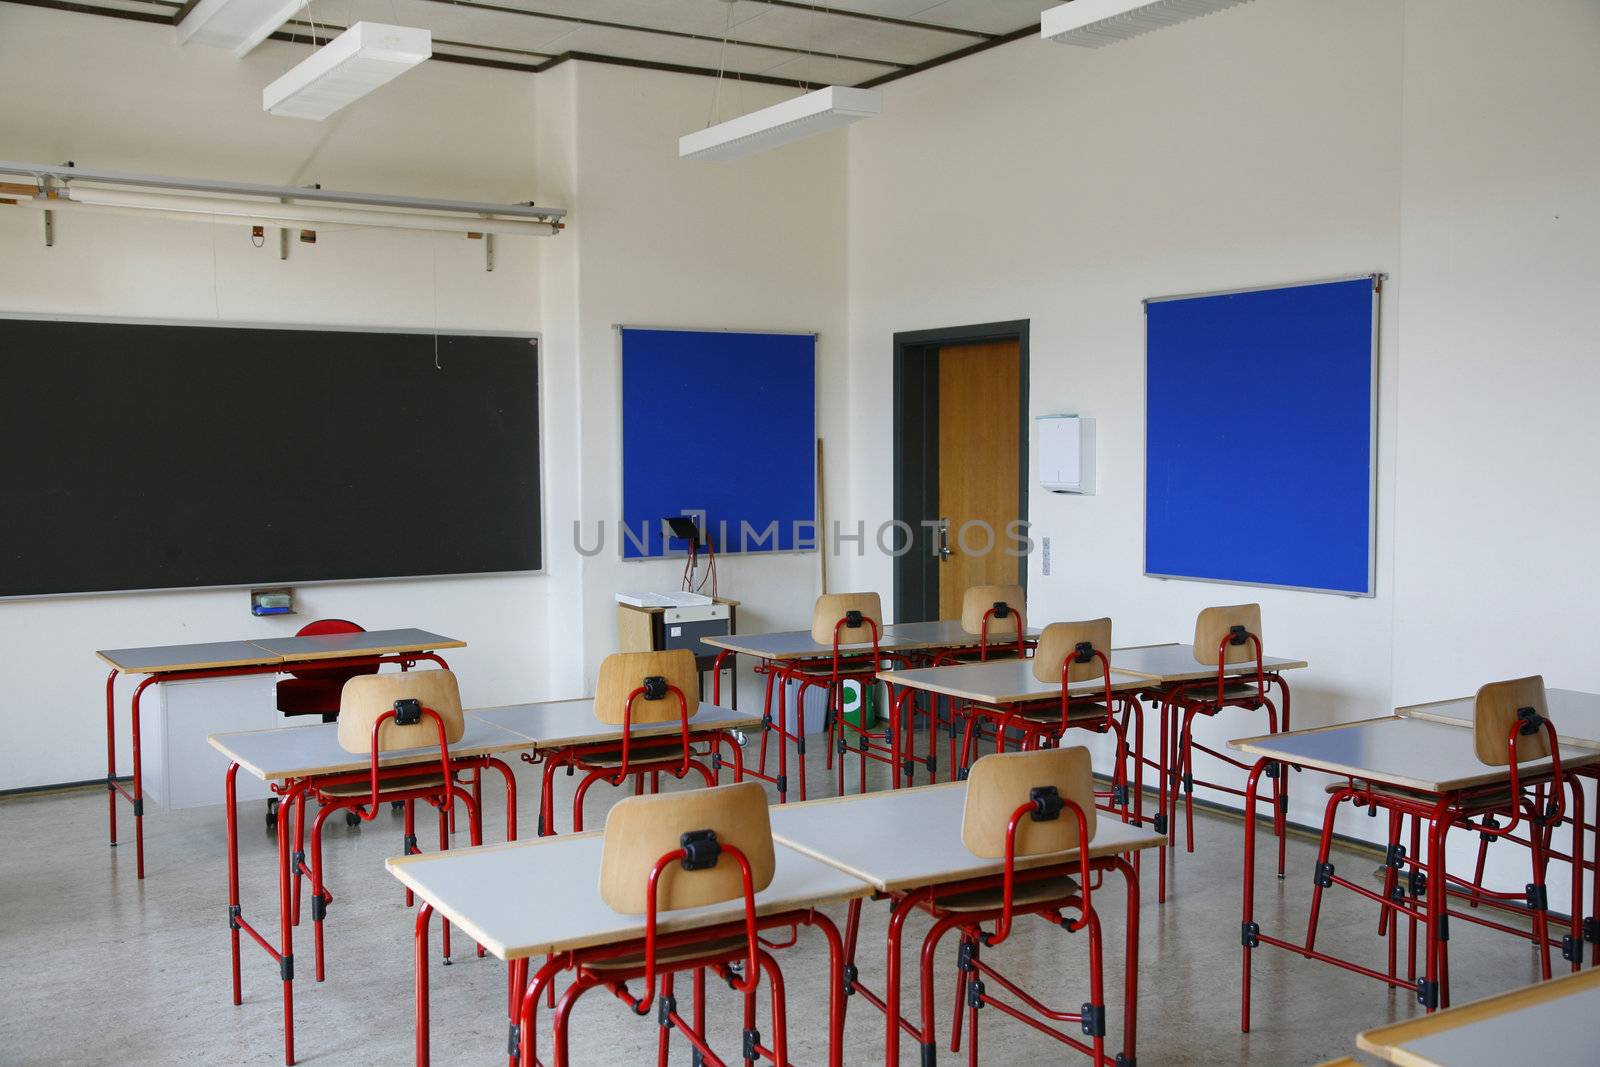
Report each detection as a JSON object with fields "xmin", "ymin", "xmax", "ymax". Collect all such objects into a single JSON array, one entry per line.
[{"xmin": 840, "ymin": 679, "xmax": 877, "ymax": 730}]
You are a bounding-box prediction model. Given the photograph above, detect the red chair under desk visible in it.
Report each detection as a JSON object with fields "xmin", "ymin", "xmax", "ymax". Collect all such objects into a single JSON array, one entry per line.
[
  {"xmin": 275, "ymin": 619, "xmax": 379, "ymax": 723},
  {"xmin": 922, "ymin": 584, "xmax": 1032, "ymax": 776}
]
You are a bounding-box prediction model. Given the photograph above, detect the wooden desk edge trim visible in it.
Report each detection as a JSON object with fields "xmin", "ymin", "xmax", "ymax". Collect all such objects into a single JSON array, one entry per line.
[{"xmin": 1355, "ymin": 968, "xmax": 1600, "ymax": 1058}]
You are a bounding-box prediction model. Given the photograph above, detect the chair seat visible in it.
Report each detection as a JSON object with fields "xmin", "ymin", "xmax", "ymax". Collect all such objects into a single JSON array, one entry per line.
[
  {"xmin": 785, "ymin": 661, "xmax": 879, "ymax": 680},
  {"xmin": 1177, "ymin": 682, "xmax": 1261, "ymax": 705},
  {"xmin": 277, "ymin": 676, "xmax": 347, "ymax": 716},
  {"xmin": 584, "ymin": 935, "xmax": 749, "ymax": 972},
  {"xmin": 1016, "ymin": 703, "xmax": 1110, "ymax": 725},
  {"xmin": 935, "ymin": 874, "xmax": 1080, "ymax": 914},
  {"xmin": 580, "ymin": 740, "xmax": 689, "ymax": 769},
  {"xmin": 318, "ymin": 771, "xmax": 447, "ymax": 798},
  {"xmin": 1323, "ymin": 780, "xmax": 1513, "ymax": 811}
]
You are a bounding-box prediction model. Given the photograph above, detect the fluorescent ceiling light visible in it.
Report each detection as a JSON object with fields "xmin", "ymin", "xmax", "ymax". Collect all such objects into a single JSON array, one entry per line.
[
  {"xmin": 679, "ymin": 86, "xmax": 880, "ymax": 162},
  {"xmin": 264, "ymin": 23, "xmax": 432, "ymax": 121},
  {"xmin": 176, "ymin": 0, "xmax": 304, "ymax": 57},
  {"xmin": 1042, "ymin": 0, "xmax": 1256, "ymax": 47}
]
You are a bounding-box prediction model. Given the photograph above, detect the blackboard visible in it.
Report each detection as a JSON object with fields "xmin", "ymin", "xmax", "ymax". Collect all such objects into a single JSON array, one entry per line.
[
  {"xmin": 1145, "ymin": 276, "xmax": 1379, "ymax": 596},
  {"xmin": 0, "ymin": 316, "xmax": 541, "ymax": 597}
]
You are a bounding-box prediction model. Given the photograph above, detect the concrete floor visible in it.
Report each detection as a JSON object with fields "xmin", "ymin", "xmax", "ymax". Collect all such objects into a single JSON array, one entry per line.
[{"xmin": 0, "ymin": 731, "xmax": 1559, "ymax": 1067}]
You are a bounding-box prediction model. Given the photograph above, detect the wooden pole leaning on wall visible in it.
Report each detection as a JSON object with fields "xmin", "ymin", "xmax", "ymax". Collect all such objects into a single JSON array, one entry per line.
[{"xmin": 816, "ymin": 436, "xmax": 828, "ymax": 595}]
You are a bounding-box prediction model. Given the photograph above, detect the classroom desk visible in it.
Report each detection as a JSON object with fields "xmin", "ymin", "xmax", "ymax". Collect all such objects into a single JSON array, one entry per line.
[
  {"xmin": 98, "ymin": 627, "xmax": 463, "ymax": 879},
  {"xmin": 1356, "ymin": 967, "xmax": 1600, "ymax": 1066},
  {"xmin": 1397, "ymin": 688, "xmax": 1600, "ymax": 968},
  {"xmin": 1228, "ymin": 716, "xmax": 1600, "ymax": 1033},
  {"xmin": 769, "ymin": 782, "xmax": 1165, "ymax": 1067},
  {"xmin": 473, "ymin": 699, "xmax": 763, "ymax": 835},
  {"xmin": 1111, "ymin": 641, "xmax": 1309, "ymax": 901},
  {"xmin": 1398, "ymin": 688, "xmax": 1600, "ymax": 748},
  {"xmin": 389, "ymin": 832, "xmax": 874, "ymax": 1067},
  {"xmin": 876, "ymin": 659, "xmax": 1147, "ymax": 807},
  {"xmin": 704, "ymin": 625, "xmax": 1042, "ymax": 801},
  {"xmin": 209, "ymin": 717, "xmax": 529, "ymax": 1066}
]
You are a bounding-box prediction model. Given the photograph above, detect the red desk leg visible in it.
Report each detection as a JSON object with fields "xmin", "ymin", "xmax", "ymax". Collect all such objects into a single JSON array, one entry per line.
[{"xmin": 415, "ymin": 903, "xmax": 433, "ymax": 1067}]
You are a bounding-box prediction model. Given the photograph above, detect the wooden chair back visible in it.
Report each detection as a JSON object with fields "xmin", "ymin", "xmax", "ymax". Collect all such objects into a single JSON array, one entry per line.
[
  {"xmin": 1474, "ymin": 675, "xmax": 1552, "ymax": 765},
  {"xmin": 599, "ymin": 781, "xmax": 776, "ymax": 914},
  {"xmin": 335, "ymin": 669, "xmax": 464, "ymax": 754},
  {"xmin": 960, "ymin": 584, "xmax": 1025, "ymax": 637},
  {"xmin": 962, "ymin": 747, "xmax": 1097, "ymax": 858},
  {"xmin": 594, "ymin": 649, "xmax": 700, "ymax": 726},
  {"xmin": 810, "ymin": 592, "xmax": 883, "ymax": 645},
  {"xmin": 1031, "ymin": 619, "xmax": 1112, "ymax": 684},
  {"xmin": 1193, "ymin": 604, "xmax": 1263, "ymax": 665}
]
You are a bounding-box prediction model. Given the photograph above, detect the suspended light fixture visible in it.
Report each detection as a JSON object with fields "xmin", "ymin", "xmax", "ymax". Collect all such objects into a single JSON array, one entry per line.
[
  {"xmin": 679, "ymin": 86, "xmax": 881, "ymax": 162},
  {"xmin": 264, "ymin": 22, "xmax": 432, "ymax": 121},
  {"xmin": 176, "ymin": 0, "xmax": 305, "ymax": 57},
  {"xmin": 1042, "ymin": 0, "xmax": 1256, "ymax": 47}
]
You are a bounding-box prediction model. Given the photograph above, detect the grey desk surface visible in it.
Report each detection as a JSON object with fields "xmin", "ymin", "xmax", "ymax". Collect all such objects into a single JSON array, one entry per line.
[
  {"xmin": 1356, "ymin": 967, "xmax": 1600, "ymax": 1066},
  {"xmin": 879, "ymin": 620, "xmax": 1041, "ymax": 650},
  {"xmin": 96, "ymin": 640, "xmax": 284, "ymax": 674},
  {"xmin": 208, "ymin": 718, "xmax": 534, "ymax": 782},
  {"xmin": 704, "ymin": 622, "xmax": 1039, "ymax": 663},
  {"xmin": 877, "ymin": 660, "xmax": 1144, "ymax": 705},
  {"xmin": 1398, "ymin": 688, "xmax": 1600, "ymax": 749},
  {"xmin": 249, "ymin": 627, "xmax": 464, "ymax": 661},
  {"xmin": 472, "ymin": 699, "xmax": 763, "ymax": 749},
  {"xmin": 703, "ymin": 630, "xmax": 876, "ymax": 661},
  {"xmin": 387, "ymin": 834, "xmax": 874, "ymax": 961},
  {"xmin": 768, "ymin": 782, "xmax": 1165, "ymax": 893},
  {"xmin": 1108, "ymin": 642, "xmax": 1308, "ymax": 683},
  {"xmin": 96, "ymin": 628, "xmax": 463, "ymax": 675},
  {"xmin": 1229, "ymin": 716, "xmax": 1600, "ymax": 794}
]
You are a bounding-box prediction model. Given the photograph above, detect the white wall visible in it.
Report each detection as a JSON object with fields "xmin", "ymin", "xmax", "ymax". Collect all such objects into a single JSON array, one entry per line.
[
  {"xmin": 0, "ymin": 9, "xmax": 854, "ymax": 789},
  {"xmin": 843, "ymin": 0, "xmax": 1405, "ymax": 832},
  {"xmin": 839, "ymin": 0, "xmax": 1600, "ymax": 893},
  {"xmin": 558, "ymin": 61, "xmax": 849, "ymax": 677}
]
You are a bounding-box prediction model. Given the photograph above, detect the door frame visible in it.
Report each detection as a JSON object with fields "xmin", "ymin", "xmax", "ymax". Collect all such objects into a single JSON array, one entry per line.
[{"xmin": 892, "ymin": 320, "xmax": 1030, "ymax": 623}]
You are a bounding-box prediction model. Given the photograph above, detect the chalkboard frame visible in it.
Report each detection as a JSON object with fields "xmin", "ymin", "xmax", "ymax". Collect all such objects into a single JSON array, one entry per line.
[{"xmin": 0, "ymin": 312, "xmax": 545, "ymax": 599}]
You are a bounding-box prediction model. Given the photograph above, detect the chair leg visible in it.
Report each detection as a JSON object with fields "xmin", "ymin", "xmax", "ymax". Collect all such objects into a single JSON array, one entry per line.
[
  {"xmin": 403, "ymin": 799, "xmax": 417, "ymax": 907},
  {"xmin": 437, "ymin": 802, "xmax": 453, "ymax": 962},
  {"xmin": 1304, "ymin": 789, "xmax": 1348, "ymax": 952},
  {"xmin": 759, "ymin": 949, "xmax": 788, "ymax": 1065},
  {"xmin": 309, "ymin": 803, "xmax": 335, "ymax": 982}
]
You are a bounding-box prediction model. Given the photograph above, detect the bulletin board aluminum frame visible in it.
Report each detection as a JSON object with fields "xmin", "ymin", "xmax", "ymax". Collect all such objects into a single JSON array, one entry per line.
[
  {"xmin": 616, "ymin": 324, "xmax": 819, "ymax": 561},
  {"xmin": 1142, "ymin": 274, "xmax": 1382, "ymax": 598}
]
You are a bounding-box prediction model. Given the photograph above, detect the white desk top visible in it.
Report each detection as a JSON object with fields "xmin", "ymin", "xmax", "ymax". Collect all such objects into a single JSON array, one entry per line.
[
  {"xmin": 472, "ymin": 699, "xmax": 762, "ymax": 749},
  {"xmin": 249, "ymin": 627, "xmax": 463, "ymax": 661},
  {"xmin": 1357, "ymin": 967, "xmax": 1600, "ymax": 1066},
  {"xmin": 1398, "ymin": 688, "xmax": 1600, "ymax": 750},
  {"xmin": 1229, "ymin": 716, "xmax": 1600, "ymax": 794},
  {"xmin": 879, "ymin": 620, "xmax": 1041, "ymax": 651},
  {"xmin": 208, "ymin": 718, "xmax": 534, "ymax": 782},
  {"xmin": 387, "ymin": 834, "xmax": 874, "ymax": 961},
  {"xmin": 704, "ymin": 622, "xmax": 1040, "ymax": 663},
  {"xmin": 877, "ymin": 660, "xmax": 1144, "ymax": 705},
  {"xmin": 768, "ymin": 782, "xmax": 1165, "ymax": 893},
  {"xmin": 97, "ymin": 640, "xmax": 283, "ymax": 674},
  {"xmin": 703, "ymin": 630, "xmax": 893, "ymax": 661},
  {"xmin": 1109, "ymin": 642, "xmax": 1308, "ymax": 683}
]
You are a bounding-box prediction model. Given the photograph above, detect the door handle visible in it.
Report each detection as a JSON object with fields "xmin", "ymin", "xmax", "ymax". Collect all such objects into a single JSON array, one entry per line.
[{"xmin": 937, "ymin": 517, "xmax": 951, "ymax": 562}]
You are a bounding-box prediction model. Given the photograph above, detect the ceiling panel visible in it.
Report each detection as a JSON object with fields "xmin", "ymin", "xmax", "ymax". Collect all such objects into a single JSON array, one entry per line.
[
  {"xmin": 27, "ymin": 0, "xmax": 1044, "ymax": 87},
  {"xmin": 716, "ymin": 5, "xmax": 969, "ymax": 66},
  {"xmin": 907, "ymin": 0, "xmax": 1052, "ymax": 36}
]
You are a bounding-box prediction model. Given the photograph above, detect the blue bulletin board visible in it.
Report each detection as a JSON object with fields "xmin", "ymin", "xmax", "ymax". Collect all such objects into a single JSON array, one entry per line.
[
  {"xmin": 1144, "ymin": 276, "xmax": 1380, "ymax": 596},
  {"xmin": 620, "ymin": 327, "xmax": 816, "ymax": 559}
]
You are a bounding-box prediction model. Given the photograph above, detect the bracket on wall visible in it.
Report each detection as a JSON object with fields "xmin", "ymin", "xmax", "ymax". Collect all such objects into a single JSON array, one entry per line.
[
  {"xmin": 468, "ymin": 229, "xmax": 496, "ymax": 272},
  {"xmin": 42, "ymin": 207, "xmax": 53, "ymax": 247}
]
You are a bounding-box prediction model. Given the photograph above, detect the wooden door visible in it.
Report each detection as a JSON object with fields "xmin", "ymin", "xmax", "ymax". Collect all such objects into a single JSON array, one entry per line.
[{"xmin": 936, "ymin": 340, "xmax": 1022, "ymax": 620}]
